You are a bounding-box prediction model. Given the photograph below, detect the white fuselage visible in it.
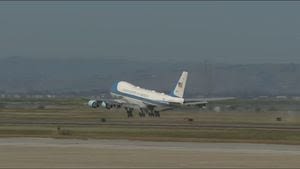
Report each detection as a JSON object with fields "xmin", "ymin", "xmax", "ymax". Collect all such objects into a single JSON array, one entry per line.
[{"xmin": 111, "ymin": 81, "xmax": 184, "ymax": 109}]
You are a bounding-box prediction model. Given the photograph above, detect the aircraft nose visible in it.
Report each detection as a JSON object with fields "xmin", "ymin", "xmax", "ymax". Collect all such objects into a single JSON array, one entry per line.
[{"xmin": 111, "ymin": 81, "xmax": 119, "ymax": 93}]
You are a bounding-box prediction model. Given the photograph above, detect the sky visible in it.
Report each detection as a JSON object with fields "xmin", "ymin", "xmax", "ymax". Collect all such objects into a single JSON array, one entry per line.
[{"xmin": 0, "ymin": 1, "xmax": 299, "ymax": 64}]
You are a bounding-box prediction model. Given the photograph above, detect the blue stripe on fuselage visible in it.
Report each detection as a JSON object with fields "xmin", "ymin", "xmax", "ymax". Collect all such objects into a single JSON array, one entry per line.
[{"xmin": 111, "ymin": 81, "xmax": 170, "ymax": 106}]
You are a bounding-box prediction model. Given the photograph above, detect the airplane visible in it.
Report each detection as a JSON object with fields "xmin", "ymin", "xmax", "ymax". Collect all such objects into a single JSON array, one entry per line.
[{"xmin": 88, "ymin": 71, "xmax": 233, "ymax": 118}]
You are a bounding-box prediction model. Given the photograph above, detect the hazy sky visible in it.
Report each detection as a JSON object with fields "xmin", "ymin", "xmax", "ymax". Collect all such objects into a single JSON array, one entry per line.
[{"xmin": 0, "ymin": 2, "xmax": 299, "ymax": 63}]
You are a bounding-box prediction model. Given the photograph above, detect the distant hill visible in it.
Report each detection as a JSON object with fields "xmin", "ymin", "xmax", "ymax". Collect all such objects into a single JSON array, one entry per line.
[{"xmin": 1, "ymin": 56, "xmax": 300, "ymax": 97}]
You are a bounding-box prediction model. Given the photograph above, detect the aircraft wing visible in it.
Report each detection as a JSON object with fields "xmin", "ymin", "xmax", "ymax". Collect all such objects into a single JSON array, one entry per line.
[
  {"xmin": 89, "ymin": 98, "xmax": 153, "ymax": 110},
  {"xmin": 183, "ymin": 97, "xmax": 235, "ymax": 107},
  {"xmin": 142, "ymin": 101, "xmax": 176, "ymax": 112},
  {"xmin": 88, "ymin": 98, "xmax": 126, "ymax": 109},
  {"xmin": 183, "ymin": 99, "xmax": 208, "ymax": 107},
  {"xmin": 202, "ymin": 97, "xmax": 236, "ymax": 101},
  {"xmin": 100, "ymin": 98, "xmax": 126, "ymax": 105},
  {"xmin": 184, "ymin": 97, "xmax": 235, "ymax": 102}
]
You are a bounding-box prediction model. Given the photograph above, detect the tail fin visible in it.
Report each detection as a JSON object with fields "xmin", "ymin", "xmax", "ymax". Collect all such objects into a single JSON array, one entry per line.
[{"xmin": 171, "ymin": 71, "xmax": 188, "ymax": 98}]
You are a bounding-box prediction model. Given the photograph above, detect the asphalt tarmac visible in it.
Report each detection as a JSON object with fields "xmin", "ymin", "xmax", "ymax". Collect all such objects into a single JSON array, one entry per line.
[{"xmin": 0, "ymin": 138, "xmax": 300, "ymax": 168}]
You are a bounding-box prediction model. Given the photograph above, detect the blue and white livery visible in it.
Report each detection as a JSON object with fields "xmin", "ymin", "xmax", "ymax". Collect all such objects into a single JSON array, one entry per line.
[{"xmin": 88, "ymin": 71, "xmax": 230, "ymax": 117}]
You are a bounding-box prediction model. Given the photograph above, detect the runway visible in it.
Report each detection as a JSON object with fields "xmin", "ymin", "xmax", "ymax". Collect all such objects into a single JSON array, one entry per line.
[
  {"xmin": 1, "ymin": 119, "xmax": 300, "ymax": 131},
  {"xmin": 0, "ymin": 138, "xmax": 300, "ymax": 168}
]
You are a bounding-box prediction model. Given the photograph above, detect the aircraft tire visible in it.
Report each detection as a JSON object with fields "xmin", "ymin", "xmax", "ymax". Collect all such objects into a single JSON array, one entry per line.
[
  {"xmin": 154, "ymin": 111, "xmax": 160, "ymax": 117},
  {"xmin": 127, "ymin": 111, "xmax": 133, "ymax": 118}
]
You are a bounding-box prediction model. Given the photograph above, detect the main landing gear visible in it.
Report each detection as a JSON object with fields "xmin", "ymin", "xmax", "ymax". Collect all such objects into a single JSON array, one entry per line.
[
  {"xmin": 125, "ymin": 108, "xmax": 160, "ymax": 118},
  {"xmin": 138, "ymin": 108, "xmax": 146, "ymax": 117},
  {"xmin": 139, "ymin": 108, "xmax": 160, "ymax": 118},
  {"xmin": 125, "ymin": 107, "xmax": 134, "ymax": 118},
  {"xmin": 148, "ymin": 110, "xmax": 160, "ymax": 117}
]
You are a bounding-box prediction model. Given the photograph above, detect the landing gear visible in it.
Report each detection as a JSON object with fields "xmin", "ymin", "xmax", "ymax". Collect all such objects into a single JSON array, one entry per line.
[
  {"xmin": 148, "ymin": 110, "xmax": 160, "ymax": 117},
  {"xmin": 139, "ymin": 112, "xmax": 146, "ymax": 117},
  {"xmin": 127, "ymin": 111, "xmax": 133, "ymax": 118},
  {"xmin": 154, "ymin": 110, "xmax": 160, "ymax": 117},
  {"xmin": 125, "ymin": 107, "xmax": 160, "ymax": 118},
  {"xmin": 139, "ymin": 108, "xmax": 146, "ymax": 117},
  {"xmin": 125, "ymin": 107, "xmax": 134, "ymax": 118},
  {"xmin": 148, "ymin": 112, "xmax": 154, "ymax": 117}
]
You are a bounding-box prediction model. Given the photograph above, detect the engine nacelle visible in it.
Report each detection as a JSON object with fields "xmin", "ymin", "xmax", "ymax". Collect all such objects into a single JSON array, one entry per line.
[
  {"xmin": 88, "ymin": 100, "xmax": 99, "ymax": 108},
  {"xmin": 101, "ymin": 101, "xmax": 107, "ymax": 108},
  {"xmin": 199, "ymin": 103, "xmax": 207, "ymax": 109},
  {"xmin": 101, "ymin": 101, "xmax": 112, "ymax": 109}
]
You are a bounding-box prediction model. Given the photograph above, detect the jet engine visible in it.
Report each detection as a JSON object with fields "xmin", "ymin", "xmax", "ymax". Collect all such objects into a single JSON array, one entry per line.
[
  {"xmin": 88, "ymin": 100, "xmax": 114, "ymax": 109},
  {"xmin": 101, "ymin": 101, "xmax": 113, "ymax": 109},
  {"xmin": 199, "ymin": 103, "xmax": 207, "ymax": 109},
  {"xmin": 88, "ymin": 100, "xmax": 99, "ymax": 108}
]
